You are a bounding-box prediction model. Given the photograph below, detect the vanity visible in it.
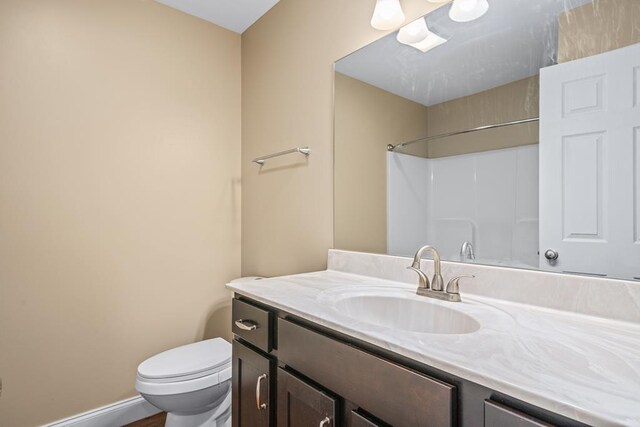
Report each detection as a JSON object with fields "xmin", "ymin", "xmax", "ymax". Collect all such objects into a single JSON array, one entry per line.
[{"xmin": 228, "ymin": 250, "xmax": 640, "ymax": 427}]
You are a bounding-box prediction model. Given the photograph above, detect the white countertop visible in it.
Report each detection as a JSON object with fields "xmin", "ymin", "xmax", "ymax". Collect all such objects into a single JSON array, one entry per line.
[{"xmin": 228, "ymin": 270, "xmax": 640, "ymax": 427}]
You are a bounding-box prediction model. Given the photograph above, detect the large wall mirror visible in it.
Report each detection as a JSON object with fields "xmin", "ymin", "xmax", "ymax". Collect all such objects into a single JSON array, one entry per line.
[{"xmin": 334, "ymin": 0, "xmax": 640, "ymax": 281}]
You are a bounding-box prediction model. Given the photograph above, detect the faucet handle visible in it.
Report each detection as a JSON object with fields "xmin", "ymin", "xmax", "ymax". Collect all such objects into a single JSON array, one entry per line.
[
  {"xmin": 446, "ymin": 275, "xmax": 475, "ymax": 295},
  {"xmin": 407, "ymin": 266, "xmax": 430, "ymax": 289}
]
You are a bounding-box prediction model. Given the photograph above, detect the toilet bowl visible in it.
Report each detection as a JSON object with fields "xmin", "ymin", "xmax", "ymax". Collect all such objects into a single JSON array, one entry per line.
[{"xmin": 136, "ymin": 338, "xmax": 232, "ymax": 427}]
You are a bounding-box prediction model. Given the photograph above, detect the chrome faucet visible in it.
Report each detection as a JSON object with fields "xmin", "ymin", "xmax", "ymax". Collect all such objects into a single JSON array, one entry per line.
[
  {"xmin": 409, "ymin": 245, "xmax": 444, "ymax": 291},
  {"xmin": 460, "ymin": 241, "xmax": 475, "ymax": 261},
  {"xmin": 408, "ymin": 245, "xmax": 474, "ymax": 302}
]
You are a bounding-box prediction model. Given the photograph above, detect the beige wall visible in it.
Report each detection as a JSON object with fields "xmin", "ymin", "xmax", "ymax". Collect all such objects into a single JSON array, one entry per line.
[
  {"xmin": 426, "ymin": 76, "xmax": 539, "ymax": 158},
  {"xmin": 0, "ymin": 1, "xmax": 241, "ymax": 425},
  {"xmin": 558, "ymin": 0, "xmax": 640, "ymax": 63},
  {"xmin": 334, "ymin": 73, "xmax": 429, "ymax": 254},
  {"xmin": 241, "ymin": 0, "xmax": 444, "ymax": 277}
]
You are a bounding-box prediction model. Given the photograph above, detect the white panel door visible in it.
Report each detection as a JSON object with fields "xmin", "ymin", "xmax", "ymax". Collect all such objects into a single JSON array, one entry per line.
[{"xmin": 539, "ymin": 43, "xmax": 640, "ymax": 279}]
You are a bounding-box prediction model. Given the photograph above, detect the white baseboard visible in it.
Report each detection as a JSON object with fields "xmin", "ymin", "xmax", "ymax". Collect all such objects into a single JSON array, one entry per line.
[{"xmin": 44, "ymin": 395, "xmax": 161, "ymax": 427}]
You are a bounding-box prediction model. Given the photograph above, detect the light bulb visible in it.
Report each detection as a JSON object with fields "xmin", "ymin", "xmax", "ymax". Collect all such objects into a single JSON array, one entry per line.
[
  {"xmin": 397, "ymin": 18, "xmax": 429, "ymax": 44},
  {"xmin": 370, "ymin": 0, "xmax": 405, "ymax": 30},
  {"xmin": 449, "ymin": 0, "xmax": 489, "ymax": 22}
]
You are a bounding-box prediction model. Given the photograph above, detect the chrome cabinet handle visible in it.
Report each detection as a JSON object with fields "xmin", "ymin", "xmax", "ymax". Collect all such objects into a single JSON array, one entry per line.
[
  {"xmin": 235, "ymin": 319, "xmax": 258, "ymax": 331},
  {"xmin": 544, "ymin": 249, "xmax": 559, "ymax": 261},
  {"xmin": 319, "ymin": 417, "xmax": 331, "ymax": 427},
  {"xmin": 256, "ymin": 374, "xmax": 267, "ymax": 410}
]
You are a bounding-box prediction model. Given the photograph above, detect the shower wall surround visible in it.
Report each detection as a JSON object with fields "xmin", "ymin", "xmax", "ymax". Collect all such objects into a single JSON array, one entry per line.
[{"xmin": 388, "ymin": 145, "xmax": 539, "ymax": 267}]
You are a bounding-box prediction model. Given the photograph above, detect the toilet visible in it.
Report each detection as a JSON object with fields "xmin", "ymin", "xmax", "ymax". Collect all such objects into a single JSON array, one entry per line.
[{"xmin": 136, "ymin": 338, "xmax": 232, "ymax": 427}]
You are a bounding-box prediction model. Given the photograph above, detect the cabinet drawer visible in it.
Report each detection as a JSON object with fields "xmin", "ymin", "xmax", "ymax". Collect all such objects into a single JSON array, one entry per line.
[
  {"xmin": 232, "ymin": 299, "xmax": 273, "ymax": 353},
  {"xmin": 485, "ymin": 401, "xmax": 554, "ymax": 427},
  {"xmin": 278, "ymin": 319, "xmax": 455, "ymax": 427},
  {"xmin": 351, "ymin": 410, "xmax": 384, "ymax": 427},
  {"xmin": 277, "ymin": 368, "xmax": 337, "ymax": 427}
]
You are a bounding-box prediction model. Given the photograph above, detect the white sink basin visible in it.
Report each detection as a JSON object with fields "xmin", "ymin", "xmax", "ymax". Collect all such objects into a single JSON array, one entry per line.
[{"xmin": 332, "ymin": 293, "xmax": 481, "ymax": 334}]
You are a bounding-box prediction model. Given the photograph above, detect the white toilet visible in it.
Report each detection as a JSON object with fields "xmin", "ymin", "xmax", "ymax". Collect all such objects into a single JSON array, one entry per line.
[{"xmin": 136, "ymin": 338, "xmax": 232, "ymax": 427}]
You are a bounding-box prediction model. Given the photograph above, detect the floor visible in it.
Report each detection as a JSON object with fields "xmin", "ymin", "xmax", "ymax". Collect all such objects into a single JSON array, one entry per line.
[{"xmin": 124, "ymin": 412, "xmax": 166, "ymax": 427}]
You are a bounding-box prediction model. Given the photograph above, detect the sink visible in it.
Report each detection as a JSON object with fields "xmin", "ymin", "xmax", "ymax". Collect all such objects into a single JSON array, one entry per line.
[{"xmin": 333, "ymin": 294, "xmax": 481, "ymax": 334}]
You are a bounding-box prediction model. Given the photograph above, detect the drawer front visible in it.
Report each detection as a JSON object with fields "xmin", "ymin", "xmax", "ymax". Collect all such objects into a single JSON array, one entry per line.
[
  {"xmin": 277, "ymin": 368, "xmax": 337, "ymax": 427},
  {"xmin": 232, "ymin": 299, "xmax": 273, "ymax": 353},
  {"xmin": 351, "ymin": 410, "xmax": 383, "ymax": 427},
  {"xmin": 278, "ymin": 319, "xmax": 455, "ymax": 427},
  {"xmin": 485, "ymin": 401, "xmax": 554, "ymax": 427}
]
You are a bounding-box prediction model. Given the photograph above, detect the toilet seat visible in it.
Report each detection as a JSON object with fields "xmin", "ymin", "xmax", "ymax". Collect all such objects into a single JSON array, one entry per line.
[{"xmin": 136, "ymin": 338, "xmax": 232, "ymax": 396}]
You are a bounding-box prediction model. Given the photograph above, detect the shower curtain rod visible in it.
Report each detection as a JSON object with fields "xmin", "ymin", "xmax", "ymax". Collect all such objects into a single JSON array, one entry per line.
[{"xmin": 386, "ymin": 117, "xmax": 540, "ymax": 152}]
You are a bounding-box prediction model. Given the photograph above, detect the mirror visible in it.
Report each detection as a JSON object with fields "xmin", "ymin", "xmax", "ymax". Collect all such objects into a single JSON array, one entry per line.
[{"xmin": 334, "ymin": 0, "xmax": 640, "ymax": 281}]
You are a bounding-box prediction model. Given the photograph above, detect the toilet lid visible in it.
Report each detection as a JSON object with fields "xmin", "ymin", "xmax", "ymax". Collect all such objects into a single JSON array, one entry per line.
[{"xmin": 137, "ymin": 338, "xmax": 231, "ymax": 381}]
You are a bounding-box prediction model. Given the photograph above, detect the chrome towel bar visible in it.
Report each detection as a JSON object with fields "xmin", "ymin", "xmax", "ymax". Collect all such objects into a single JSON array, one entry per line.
[{"xmin": 252, "ymin": 147, "xmax": 310, "ymax": 165}]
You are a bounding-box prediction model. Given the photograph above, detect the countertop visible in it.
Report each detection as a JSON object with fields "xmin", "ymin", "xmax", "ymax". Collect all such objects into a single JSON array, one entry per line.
[{"xmin": 227, "ymin": 270, "xmax": 640, "ymax": 427}]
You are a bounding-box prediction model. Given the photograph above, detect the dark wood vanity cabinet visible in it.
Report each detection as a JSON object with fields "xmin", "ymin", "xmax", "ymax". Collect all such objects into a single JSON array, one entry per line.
[{"xmin": 231, "ymin": 296, "xmax": 589, "ymax": 427}]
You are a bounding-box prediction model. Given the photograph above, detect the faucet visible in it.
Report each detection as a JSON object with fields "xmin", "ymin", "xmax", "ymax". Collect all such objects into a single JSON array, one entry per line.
[
  {"xmin": 460, "ymin": 241, "xmax": 475, "ymax": 261},
  {"xmin": 409, "ymin": 245, "xmax": 444, "ymax": 291},
  {"xmin": 408, "ymin": 245, "xmax": 474, "ymax": 302}
]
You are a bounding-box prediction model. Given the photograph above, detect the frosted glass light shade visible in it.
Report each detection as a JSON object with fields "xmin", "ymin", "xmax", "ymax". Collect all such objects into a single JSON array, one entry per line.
[
  {"xmin": 449, "ymin": 0, "xmax": 489, "ymax": 22},
  {"xmin": 397, "ymin": 18, "xmax": 429, "ymax": 44},
  {"xmin": 407, "ymin": 32, "xmax": 447, "ymax": 53},
  {"xmin": 370, "ymin": 0, "xmax": 405, "ymax": 30},
  {"xmin": 397, "ymin": 18, "xmax": 447, "ymax": 53}
]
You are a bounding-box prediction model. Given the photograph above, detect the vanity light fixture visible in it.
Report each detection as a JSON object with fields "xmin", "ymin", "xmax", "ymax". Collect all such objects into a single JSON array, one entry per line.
[
  {"xmin": 397, "ymin": 17, "xmax": 447, "ymax": 53},
  {"xmin": 370, "ymin": 0, "xmax": 405, "ymax": 30},
  {"xmin": 397, "ymin": 17, "xmax": 429, "ymax": 44},
  {"xmin": 407, "ymin": 32, "xmax": 447, "ymax": 52},
  {"xmin": 449, "ymin": 0, "xmax": 489, "ymax": 22}
]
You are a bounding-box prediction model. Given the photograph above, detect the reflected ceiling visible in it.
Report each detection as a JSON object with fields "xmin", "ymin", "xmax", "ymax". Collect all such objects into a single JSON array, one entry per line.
[{"xmin": 335, "ymin": 0, "xmax": 592, "ymax": 106}]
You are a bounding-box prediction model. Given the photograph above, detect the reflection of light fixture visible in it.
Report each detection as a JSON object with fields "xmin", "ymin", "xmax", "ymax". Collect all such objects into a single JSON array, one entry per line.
[
  {"xmin": 370, "ymin": 0, "xmax": 405, "ymax": 30},
  {"xmin": 397, "ymin": 18, "xmax": 447, "ymax": 53},
  {"xmin": 449, "ymin": 0, "xmax": 489, "ymax": 22},
  {"xmin": 407, "ymin": 32, "xmax": 447, "ymax": 52},
  {"xmin": 397, "ymin": 17, "xmax": 429, "ymax": 44}
]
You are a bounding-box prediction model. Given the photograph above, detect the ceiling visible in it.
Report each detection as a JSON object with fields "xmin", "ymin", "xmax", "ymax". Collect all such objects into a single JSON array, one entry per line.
[
  {"xmin": 154, "ymin": 0, "xmax": 279, "ymax": 33},
  {"xmin": 335, "ymin": 0, "xmax": 593, "ymax": 106}
]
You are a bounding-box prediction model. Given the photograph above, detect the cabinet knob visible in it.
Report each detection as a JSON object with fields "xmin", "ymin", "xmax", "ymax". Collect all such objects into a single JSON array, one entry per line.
[
  {"xmin": 319, "ymin": 417, "xmax": 331, "ymax": 427},
  {"xmin": 544, "ymin": 249, "xmax": 559, "ymax": 261}
]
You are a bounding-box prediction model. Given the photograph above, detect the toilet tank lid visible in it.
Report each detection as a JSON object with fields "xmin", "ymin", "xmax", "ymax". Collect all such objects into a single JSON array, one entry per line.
[{"xmin": 137, "ymin": 338, "xmax": 231, "ymax": 380}]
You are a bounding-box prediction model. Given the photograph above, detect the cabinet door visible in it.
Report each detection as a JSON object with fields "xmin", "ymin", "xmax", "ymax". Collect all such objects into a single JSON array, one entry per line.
[
  {"xmin": 232, "ymin": 340, "xmax": 273, "ymax": 427},
  {"xmin": 277, "ymin": 368, "xmax": 337, "ymax": 427}
]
